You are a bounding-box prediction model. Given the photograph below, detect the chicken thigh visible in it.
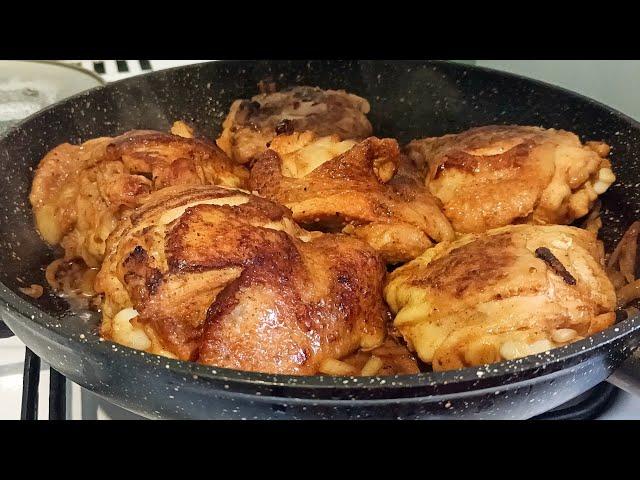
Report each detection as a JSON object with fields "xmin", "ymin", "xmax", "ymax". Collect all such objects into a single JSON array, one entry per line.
[
  {"xmin": 217, "ymin": 86, "xmax": 372, "ymax": 164},
  {"xmin": 95, "ymin": 185, "xmax": 387, "ymax": 375},
  {"xmin": 29, "ymin": 123, "xmax": 248, "ymax": 267},
  {"xmin": 405, "ymin": 125, "xmax": 615, "ymax": 233},
  {"xmin": 250, "ymin": 132, "xmax": 454, "ymax": 263},
  {"xmin": 384, "ymin": 224, "xmax": 616, "ymax": 371}
]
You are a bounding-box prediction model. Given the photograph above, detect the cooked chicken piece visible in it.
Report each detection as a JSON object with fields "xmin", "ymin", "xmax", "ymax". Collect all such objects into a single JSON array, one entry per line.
[
  {"xmin": 250, "ymin": 132, "xmax": 454, "ymax": 264},
  {"xmin": 29, "ymin": 123, "xmax": 248, "ymax": 268},
  {"xmin": 95, "ymin": 185, "xmax": 387, "ymax": 375},
  {"xmin": 384, "ymin": 224, "xmax": 616, "ymax": 371},
  {"xmin": 217, "ymin": 86, "xmax": 372, "ymax": 164},
  {"xmin": 405, "ymin": 125, "xmax": 615, "ymax": 234}
]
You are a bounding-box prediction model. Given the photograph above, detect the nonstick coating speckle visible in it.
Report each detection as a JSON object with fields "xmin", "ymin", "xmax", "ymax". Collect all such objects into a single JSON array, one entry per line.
[{"xmin": 1, "ymin": 60, "xmax": 640, "ymax": 419}]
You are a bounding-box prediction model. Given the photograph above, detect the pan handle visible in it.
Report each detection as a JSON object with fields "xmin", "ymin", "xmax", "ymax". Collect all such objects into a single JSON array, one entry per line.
[{"xmin": 607, "ymin": 349, "xmax": 640, "ymax": 396}]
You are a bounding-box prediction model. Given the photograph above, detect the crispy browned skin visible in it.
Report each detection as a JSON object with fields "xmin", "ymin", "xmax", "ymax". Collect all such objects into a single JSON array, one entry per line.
[
  {"xmin": 29, "ymin": 123, "xmax": 248, "ymax": 267},
  {"xmin": 217, "ymin": 86, "xmax": 372, "ymax": 164},
  {"xmin": 405, "ymin": 125, "xmax": 615, "ymax": 233},
  {"xmin": 250, "ymin": 132, "xmax": 454, "ymax": 264},
  {"xmin": 385, "ymin": 224, "xmax": 617, "ymax": 371},
  {"xmin": 95, "ymin": 185, "xmax": 387, "ymax": 375}
]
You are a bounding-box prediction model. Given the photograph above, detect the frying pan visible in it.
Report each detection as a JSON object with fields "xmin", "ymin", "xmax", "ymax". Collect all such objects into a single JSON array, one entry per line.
[{"xmin": 1, "ymin": 60, "xmax": 640, "ymax": 419}]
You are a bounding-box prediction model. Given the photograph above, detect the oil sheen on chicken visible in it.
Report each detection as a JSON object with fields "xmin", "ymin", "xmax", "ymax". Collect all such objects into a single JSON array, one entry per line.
[
  {"xmin": 217, "ymin": 86, "xmax": 372, "ymax": 164},
  {"xmin": 405, "ymin": 125, "xmax": 615, "ymax": 233},
  {"xmin": 95, "ymin": 185, "xmax": 387, "ymax": 375},
  {"xmin": 250, "ymin": 131, "xmax": 454, "ymax": 264},
  {"xmin": 384, "ymin": 224, "xmax": 616, "ymax": 371},
  {"xmin": 29, "ymin": 122, "xmax": 248, "ymax": 267}
]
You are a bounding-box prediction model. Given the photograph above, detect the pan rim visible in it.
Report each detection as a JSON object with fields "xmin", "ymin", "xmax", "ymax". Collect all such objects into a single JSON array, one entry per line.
[
  {"xmin": 2, "ymin": 286, "xmax": 639, "ymax": 398},
  {"xmin": 2, "ymin": 59, "xmax": 640, "ymax": 399}
]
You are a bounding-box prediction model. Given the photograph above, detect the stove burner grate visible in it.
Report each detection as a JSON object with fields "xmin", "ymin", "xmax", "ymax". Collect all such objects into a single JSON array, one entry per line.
[{"xmin": 533, "ymin": 383, "xmax": 618, "ymax": 420}]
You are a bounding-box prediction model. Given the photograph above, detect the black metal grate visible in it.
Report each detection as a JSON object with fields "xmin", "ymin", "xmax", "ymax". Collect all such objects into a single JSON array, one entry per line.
[
  {"xmin": 19, "ymin": 347, "xmax": 66, "ymax": 420},
  {"xmin": 90, "ymin": 60, "xmax": 152, "ymax": 76},
  {"xmin": 48, "ymin": 367, "xmax": 66, "ymax": 420},
  {"xmin": 0, "ymin": 320, "xmax": 13, "ymax": 339}
]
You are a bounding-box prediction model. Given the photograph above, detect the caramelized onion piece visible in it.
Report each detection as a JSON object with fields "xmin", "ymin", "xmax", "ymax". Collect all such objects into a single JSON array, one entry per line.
[
  {"xmin": 626, "ymin": 306, "xmax": 640, "ymax": 317},
  {"xmin": 608, "ymin": 221, "xmax": 640, "ymax": 272},
  {"xmin": 608, "ymin": 221, "xmax": 640, "ymax": 308},
  {"xmin": 582, "ymin": 201, "xmax": 602, "ymax": 234},
  {"xmin": 616, "ymin": 279, "xmax": 640, "ymax": 308},
  {"xmin": 360, "ymin": 355, "xmax": 384, "ymax": 376},
  {"xmin": 582, "ymin": 200, "xmax": 602, "ymax": 225},
  {"xmin": 608, "ymin": 268, "xmax": 626, "ymax": 290},
  {"xmin": 18, "ymin": 284, "xmax": 43, "ymax": 299},
  {"xmin": 318, "ymin": 358, "xmax": 358, "ymax": 376},
  {"xmin": 45, "ymin": 258, "xmax": 66, "ymax": 290},
  {"xmin": 45, "ymin": 258, "xmax": 98, "ymax": 298},
  {"xmin": 620, "ymin": 225, "xmax": 640, "ymax": 283}
]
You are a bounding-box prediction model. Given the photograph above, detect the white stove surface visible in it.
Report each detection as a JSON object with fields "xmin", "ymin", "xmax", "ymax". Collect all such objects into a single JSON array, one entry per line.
[
  {"xmin": 0, "ymin": 336, "xmax": 141, "ymax": 419},
  {"xmin": 2, "ymin": 59, "xmax": 640, "ymax": 419}
]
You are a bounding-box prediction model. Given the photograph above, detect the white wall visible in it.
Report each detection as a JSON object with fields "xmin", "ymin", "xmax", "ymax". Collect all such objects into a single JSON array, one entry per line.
[{"xmin": 476, "ymin": 60, "xmax": 640, "ymax": 121}]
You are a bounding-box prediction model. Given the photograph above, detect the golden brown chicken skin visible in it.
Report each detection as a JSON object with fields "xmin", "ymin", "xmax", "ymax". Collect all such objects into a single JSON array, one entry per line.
[
  {"xmin": 217, "ymin": 86, "xmax": 372, "ymax": 164},
  {"xmin": 250, "ymin": 132, "xmax": 454, "ymax": 264},
  {"xmin": 405, "ymin": 125, "xmax": 615, "ymax": 234},
  {"xmin": 29, "ymin": 123, "xmax": 248, "ymax": 267},
  {"xmin": 384, "ymin": 224, "xmax": 616, "ymax": 371},
  {"xmin": 95, "ymin": 185, "xmax": 387, "ymax": 375}
]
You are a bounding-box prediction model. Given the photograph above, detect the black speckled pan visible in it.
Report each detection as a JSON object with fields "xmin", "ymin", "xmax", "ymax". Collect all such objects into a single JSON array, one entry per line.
[{"xmin": 2, "ymin": 60, "xmax": 640, "ymax": 419}]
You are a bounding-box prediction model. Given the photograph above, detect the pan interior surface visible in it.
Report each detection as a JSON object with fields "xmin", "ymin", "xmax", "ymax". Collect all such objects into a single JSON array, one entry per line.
[{"xmin": 1, "ymin": 60, "xmax": 640, "ymax": 397}]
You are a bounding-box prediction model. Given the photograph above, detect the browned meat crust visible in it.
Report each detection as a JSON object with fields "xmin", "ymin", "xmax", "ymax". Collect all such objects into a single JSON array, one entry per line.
[
  {"xmin": 217, "ymin": 86, "xmax": 372, "ymax": 164},
  {"xmin": 95, "ymin": 185, "xmax": 387, "ymax": 375},
  {"xmin": 405, "ymin": 125, "xmax": 615, "ymax": 233},
  {"xmin": 250, "ymin": 132, "xmax": 454, "ymax": 263},
  {"xmin": 385, "ymin": 224, "xmax": 617, "ymax": 371},
  {"xmin": 29, "ymin": 125, "xmax": 248, "ymax": 267}
]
